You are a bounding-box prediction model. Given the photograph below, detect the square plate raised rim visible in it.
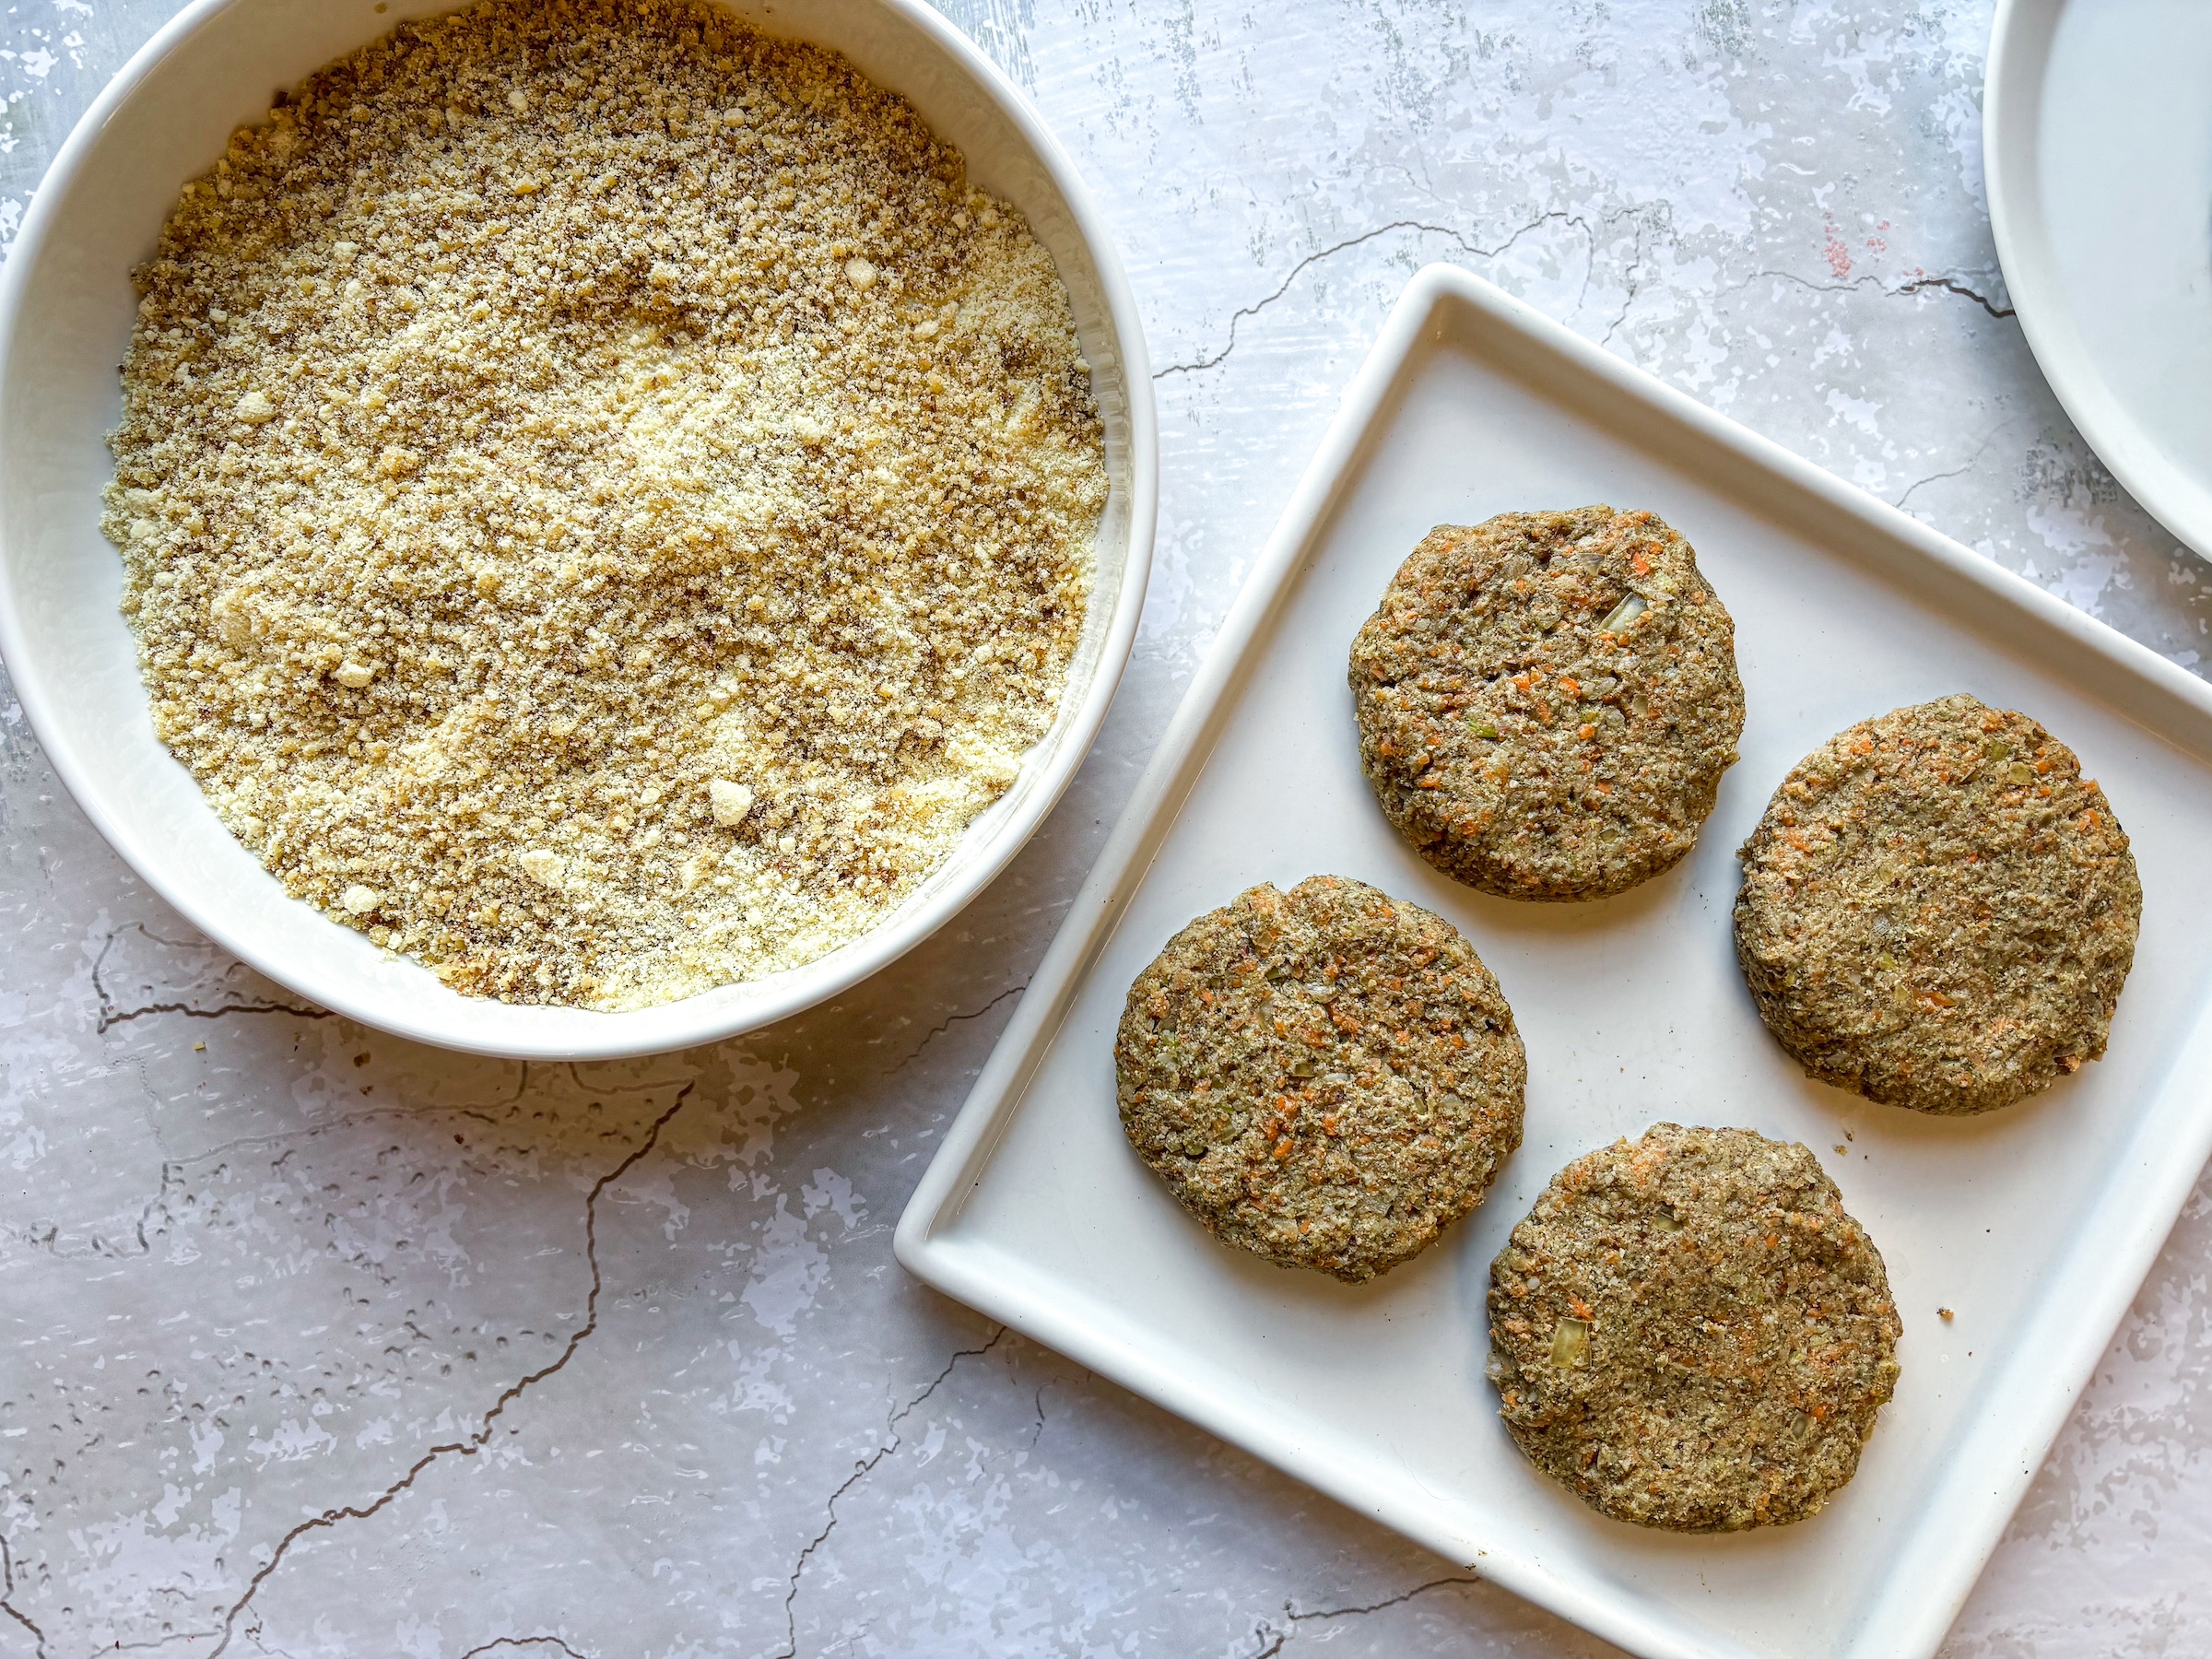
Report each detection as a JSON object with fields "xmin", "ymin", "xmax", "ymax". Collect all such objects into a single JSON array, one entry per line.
[{"xmin": 893, "ymin": 263, "xmax": 2212, "ymax": 1659}]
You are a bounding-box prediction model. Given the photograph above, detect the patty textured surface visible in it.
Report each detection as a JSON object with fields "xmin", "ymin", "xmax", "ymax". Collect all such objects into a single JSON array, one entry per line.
[
  {"xmin": 1488, "ymin": 1124, "xmax": 1901, "ymax": 1532},
  {"xmin": 1348, "ymin": 507, "xmax": 1744, "ymax": 901},
  {"xmin": 1115, "ymin": 875, "xmax": 1525, "ymax": 1282},
  {"xmin": 1735, "ymin": 694, "xmax": 2140, "ymax": 1115}
]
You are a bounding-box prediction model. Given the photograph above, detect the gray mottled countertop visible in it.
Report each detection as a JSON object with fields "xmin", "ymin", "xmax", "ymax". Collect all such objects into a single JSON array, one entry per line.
[{"xmin": 4, "ymin": 1, "xmax": 2209, "ymax": 1655}]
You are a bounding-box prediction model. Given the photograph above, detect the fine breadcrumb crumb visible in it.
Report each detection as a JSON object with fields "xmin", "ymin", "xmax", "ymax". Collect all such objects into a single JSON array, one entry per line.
[{"xmin": 103, "ymin": 0, "xmax": 1106, "ymax": 1009}]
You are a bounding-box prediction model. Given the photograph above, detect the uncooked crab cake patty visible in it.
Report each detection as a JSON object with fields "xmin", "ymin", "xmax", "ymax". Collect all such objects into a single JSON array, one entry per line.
[
  {"xmin": 1114, "ymin": 875, "xmax": 1525, "ymax": 1283},
  {"xmin": 1347, "ymin": 506, "xmax": 1745, "ymax": 901},
  {"xmin": 1734, "ymin": 694, "xmax": 2141, "ymax": 1116},
  {"xmin": 1487, "ymin": 1124, "xmax": 1901, "ymax": 1532}
]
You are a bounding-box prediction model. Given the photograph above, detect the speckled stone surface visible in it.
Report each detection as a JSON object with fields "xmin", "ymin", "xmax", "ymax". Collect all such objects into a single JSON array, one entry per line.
[{"xmin": 3, "ymin": 3, "xmax": 2209, "ymax": 1655}]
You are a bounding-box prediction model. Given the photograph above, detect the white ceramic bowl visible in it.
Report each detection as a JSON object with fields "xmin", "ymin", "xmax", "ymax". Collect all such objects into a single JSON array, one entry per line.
[{"xmin": 0, "ymin": 0, "xmax": 1156, "ymax": 1059}]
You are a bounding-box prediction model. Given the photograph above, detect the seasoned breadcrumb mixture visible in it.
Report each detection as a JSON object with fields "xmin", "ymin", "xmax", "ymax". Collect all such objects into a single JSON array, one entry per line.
[{"xmin": 104, "ymin": 0, "xmax": 1106, "ymax": 1008}]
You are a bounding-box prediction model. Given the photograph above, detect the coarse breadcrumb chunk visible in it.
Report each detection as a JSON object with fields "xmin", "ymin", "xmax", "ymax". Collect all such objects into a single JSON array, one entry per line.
[{"xmin": 104, "ymin": 0, "xmax": 1106, "ymax": 1008}]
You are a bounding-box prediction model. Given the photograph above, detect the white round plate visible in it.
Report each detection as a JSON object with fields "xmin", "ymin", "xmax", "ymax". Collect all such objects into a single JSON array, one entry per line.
[
  {"xmin": 0, "ymin": 0, "xmax": 1156, "ymax": 1060},
  {"xmin": 1985, "ymin": 0, "xmax": 2212, "ymax": 559}
]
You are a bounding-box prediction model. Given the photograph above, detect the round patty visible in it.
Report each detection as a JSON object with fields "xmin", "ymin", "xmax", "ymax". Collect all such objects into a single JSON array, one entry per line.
[
  {"xmin": 1488, "ymin": 1124, "xmax": 1901, "ymax": 1532},
  {"xmin": 1734, "ymin": 694, "xmax": 2140, "ymax": 1115},
  {"xmin": 1115, "ymin": 875, "xmax": 1525, "ymax": 1282},
  {"xmin": 1347, "ymin": 506, "xmax": 1744, "ymax": 901}
]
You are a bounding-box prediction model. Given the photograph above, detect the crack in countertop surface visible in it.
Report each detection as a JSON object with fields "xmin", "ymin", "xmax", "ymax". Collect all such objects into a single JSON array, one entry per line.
[
  {"xmin": 203, "ymin": 1087, "xmax": 696, "ymax": 1658},
  {"xmin": 1152, "ymin": 210, "xmax": 1595, "ymax": 378},
  {"xmin": 774, "ymin": 1327, "xmax": 1010, "ymax": 1659}
]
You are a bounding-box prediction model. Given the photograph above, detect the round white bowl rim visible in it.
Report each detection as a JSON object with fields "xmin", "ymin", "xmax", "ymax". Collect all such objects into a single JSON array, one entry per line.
[{"xmin": 0, "ymin": 0, "xmax": 1158, "ymax": 1060}]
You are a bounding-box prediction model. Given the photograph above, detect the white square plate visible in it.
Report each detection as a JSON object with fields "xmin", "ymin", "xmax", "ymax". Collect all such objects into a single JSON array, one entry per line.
[{"xmin": 893, "ymin": 265, "xmax": 2212, "ymax": 1659}]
